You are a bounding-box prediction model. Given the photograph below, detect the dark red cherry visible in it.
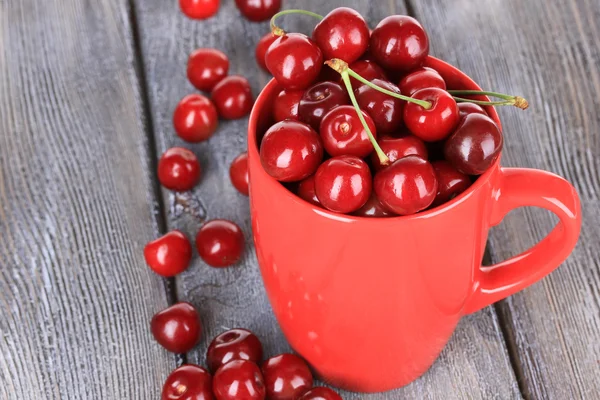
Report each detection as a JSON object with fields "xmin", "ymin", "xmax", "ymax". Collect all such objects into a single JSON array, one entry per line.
[
  {"xmin": 262, "ymin": 354, "xmax": 313, "ymax": 400},
  {"xmin": 211, "ymin": 75, "xmax": 253, "ymax": 120},
  {"xmin": 260, "ymin": 120, "xmax": 323, "ymax": 182},
  {"xmin": 235, "ymin": 0, "xmax": 280, "ymax": 22},
  {"xmin": 320, "ymin": 105, "xmax": 376, "ymax": 158},
  {"xmin": 207, "ymin": 329, "xmax": 263, "ymax": 373},
  {"xmin": 312, "ymin": 7, "xmax": 370, "ymax": 64},
  {"xmin": 355, "ymin": 79, "xmax": 404, "ymax": 135},
  {"xmin": 353, "ymin": 192, "xmax": 394, "ymax": 217},
  {"xmin": 315, "ymin": 155, "xmax": 372, "ymax": 213},
  {"xmin": 196, "ymin": 220, "xmax": 245, "ymax": 267},
  {"xmin": 173, "ymin": 94, "xmax": 219, "ymax": 143},
  {"xmin": 213, "ymin": 360, "xmax": 266, "ymax": 400},
  {"xmin": 298, "ymin": 81, "xmax": 349, "ymax": 130},
  {"xmin": 344, "ymin": 60, "xmax": 387, "ymax": 91},
  {"xmin": 158, "ymin": 147, "xmax": 201, "ymax": 191},
  {"xmin": 444, "ymin": 113, "xmax": 503, "ymax": 175},
  {"xmin": 431, "ymin": 160, "xmax": 471, "ymax": 206},
  {"xmin": 187, "ymin": 48, "xmax": 229, "ymax": 91},
  {"xmin": 151, "ymin": 302, "xmax": 202, "ymax": 353},
  {"xmin": 265, "ymin": 33, "xmax": 323, "ymax": 90},
  {"xmin": 399, "ymin": 67, "xmax": 446, "ymax": 96},
  {"xmin": 298, "ymin": 387, "xmax": 343, "ymax": 400},
  {"xmin": 297, "ymin": 175, "xmax": 321, "ymax": 207},
  {"xmin": 162, "ymin": 365, "xmax": 213, "ymax": 400},
  {"xmin": 180, "ymin": 0, "xmax": 220, "ymax": 20},
  {"xmin": 229, "ymin": 152, "xmax": 249, "ymax": 196},
  {"xmin": 370, "ymin": 15, "xmax": 429, "ymax": 72},
  {"xmin": 370, "ymin": 135, "xmax": 428, "ymax": 171},
  {"xmin": 144, "ymin": 231, "xmax": 192, "ymax": 277},
  {"xmin": 404, "ymin": 87, "xmax": 459, "ymax": 142},
  {"xmin": 374, "ymin": 156, "xmax": 437, "ymax": 215},
  {"xmin": 255, "ymin": 33, "xmax": 278, "ymax": 72},
  {"xmin": 458, "ymin": 102, "xmax": 488, "ymax": 119},
  {"xmin": 272, "ymin": 89, "xmax": 304, "ymax": 122}
]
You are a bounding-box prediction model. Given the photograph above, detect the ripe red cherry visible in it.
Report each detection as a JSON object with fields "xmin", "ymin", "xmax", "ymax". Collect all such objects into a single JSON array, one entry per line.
[
  {"xmin": 355, "ymin": 79, "xmax": 404, "ymax": 135},
  {"xmin": 345, "ymin": 60, "xmax": 387, "ymax": 91},
  {"xmin": 296, "ymin": 175, "xmax": 321, "ymax": 207},
  {"xmin": 353, "ymin": 192, "xmax": 394, "ymax": 217},
  {"xmin": 262, "ymin": 354, "xmax": 313, "ymax": 400},
  {"xmin": 458, "ymin": 102, "xmax": 488, "ymax": 119},
  {"xmin": 234, "ymin": 0, "xmax": 280, "ymax": 22},
  {"xmin": 370, "ymin": 135, "xmax": 428, "ymax": 171},
  {"xmin": 444, "ymin": 113, "xmax": 503, "ymax": 175},
  {"xmin": 260, "ymin": 120, "xmax": 323, "ymax": 182},
  {"xmin": 272, "ymin": 89, "xmax": 304, "ymax": 122},
  {"xmin": 187, "ymin": 48, "xmax": 229, "ymax": 92},
  {"xmin": 374, "ymin": 156, "xmax": 437, "ymax": 215},
  {"xmin": 173, "ymin": 94, "xmax": 219, "ymax": 143},
  {"xmin": 144, "ymin": 231, "xmax": 192, "ymax": 277},
  {"xmin": 179, "ymin": 0, "xmax": 219, "ymax": 20},
  {"xmin": 404, "ymin": 88, "xmax": 459, "ymax": 142},
  {"xmin": 315, "ymin": 156, "xmax": 372, "ymax": 213},
  {"xmin": 298, "ymin": 81, "xmax": 349, "ymax": 130},
  {"xmin": 320, "ymin": 105, "xmax": 376, "ymax": 158},
  {"xmin": 255, "ymin": 33, "xmax": 278, "ymax": 72},
  {"xmin": 158, "ymin": 147, "xmax": 201, "ymax": 191},
  {"xmin": 229, "ymin": 152, "xmax": 249, "ymax": 196},
  {"xmin": 162, "ymin": 365, "xmax": 213, "ymax": 400},
  {"xmin": 211, "ymin": 75, "xmax": 253, "ymax": 120},
  {"xmin": 265, "ymin": 33, "xmax": 323, "ymax": 90},
  {"xmin": 370, "ymin": 15, "xmax": 429, "ymax": 72},
  {"xmin": 312, "ymin": 7, "xmax": 370, "ymax": 64},
  {"xmin": 213, "ymin": 360, "xmax": 266, "ymax": 400},
  {"xmin": 299, "ymin": 387, "xmax": 343, "ymax": 400},
  {"xmin": 151, "ymin": 302, "xmax": 201, "ymax": 353},
  {"xmin": 207, "ymin": 329, "xmax": 263, "ymax": 372},
  {"xmin": 399, "ymin": 67, "xmax": 446, "ymax": 96},
  {"xmin": 196, "ymin": 220, "xmax": 244, "ymax": 267},
  {"xmin": 431, "ymin": 160, "xmax": 471, "ymax": 207}
]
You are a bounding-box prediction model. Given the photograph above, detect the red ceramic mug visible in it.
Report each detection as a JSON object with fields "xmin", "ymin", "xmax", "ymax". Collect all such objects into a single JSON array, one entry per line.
[{"xmin": 247, "ymin": 57, "xmax": 581, "ymax": 393}]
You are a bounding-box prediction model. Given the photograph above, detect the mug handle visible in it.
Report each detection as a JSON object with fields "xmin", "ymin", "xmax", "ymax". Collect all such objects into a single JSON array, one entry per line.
[{"xmin": 464, "ymin": 167, "xmax": 581, "ymax": 314}]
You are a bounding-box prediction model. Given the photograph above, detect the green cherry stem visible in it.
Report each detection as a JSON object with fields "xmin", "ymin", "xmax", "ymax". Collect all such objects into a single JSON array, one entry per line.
[
  {"xmin": 270, "ymin": 9, "xmax": 324, "ymax": 36},
  {"xmin": 448, "ymin": 90, "xmax": 529, "ymax": 110}
]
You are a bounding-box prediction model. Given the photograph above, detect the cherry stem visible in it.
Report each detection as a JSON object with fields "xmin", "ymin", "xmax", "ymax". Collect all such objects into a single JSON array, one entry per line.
[
  {"xmin": 448, "ymin": 90, "xmax": 529, "ymax": 110},
  {"xmin": 270, "ymin": 9, "xmax": 324, "ymax": 36}
]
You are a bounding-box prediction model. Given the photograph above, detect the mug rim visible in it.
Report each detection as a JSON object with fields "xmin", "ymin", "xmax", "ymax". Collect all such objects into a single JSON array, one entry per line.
[{"xmin": 248, "ymin": 56, "xmax": 502, "ymax": 222}]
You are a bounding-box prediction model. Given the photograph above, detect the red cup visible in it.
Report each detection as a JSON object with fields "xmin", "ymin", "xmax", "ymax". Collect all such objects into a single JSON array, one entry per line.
[{"xmin": 247, "ymin": 57, "xmax": 581, "ymax": 393}]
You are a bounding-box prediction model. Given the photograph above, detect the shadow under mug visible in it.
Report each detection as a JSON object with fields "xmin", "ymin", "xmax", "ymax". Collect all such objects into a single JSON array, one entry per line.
[{"xmin": 247, "ymin": 57, "xmax": 582, "ymax": 393}]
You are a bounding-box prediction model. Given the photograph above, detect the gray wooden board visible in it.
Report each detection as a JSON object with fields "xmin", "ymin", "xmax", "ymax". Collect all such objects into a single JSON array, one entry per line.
[
  {"xmin": 133, "ymin": 0, "xmax": 521, "ymax": 398},
  {"xmin": 411, "ymin": 0, "xmax": 600, "ymax": 398}
]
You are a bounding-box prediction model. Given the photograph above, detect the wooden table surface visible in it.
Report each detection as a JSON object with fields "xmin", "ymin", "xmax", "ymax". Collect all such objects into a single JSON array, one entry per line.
[{"xmin": 1, "ymin": 0, "xmax": 599, "ymax": 399}]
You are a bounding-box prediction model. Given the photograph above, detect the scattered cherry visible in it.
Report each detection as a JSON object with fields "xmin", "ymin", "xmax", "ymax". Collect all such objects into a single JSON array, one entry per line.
[
  {"xmin": 265, "ymin": 33, "xmax": 323, "ymax": 90},
  {"xmin": 312, "ymin": 7, "xmax": 370, "ymax": 64},
  {"xmin": 151, "ymin": 302, "xmax": 202, "ymax": 353},
  {"xmin": 370, "ymin": 135, "xmax": 428, "ymax": 171},
  {"xmin": 296, "ymin": 175, "xmax": 321, "ymax": 207},
  {"xmin": 458, "ymin": 102, "xmax": 488, "ymax": 119},
  {"xmin": 315, "ymin": 155, "xmax": 372, "ymax": 213},
  {"xmin": 399, "ymin": 67, "xmax": 446, "ymax": 96},
  {"xmin": 260, "ymin": 120, "xmax": 323, "ymax": 182},
  {"xmin": 298, "ymin": 387, "xmax": 343, "ymax": 400},
  {"xmin": 262, "ymin": 354, "xmax": 313, "ymax": 400},
  {"xmin": 345, "ymin": 59, "xmax": 387, "ymax": 91},
  {"xmin": 179, "ymin": 0, "xmax": 219, "ymax": 20},
  {"xmin": 196, "ymin": 220, "xmax": 245, "ymax": 267},
  {"xmin": 355, "ymin": 78, "xmax": 404, "ymax": 135},
  {"xmin": 187, "ymin": 48, "xmax": 229, "ymax": 92},
  {"xmin": 158, "ymin": 147, "xmax": 201, "ymax": 191},
  {"xmin": 213, "ymin": 360, "xmax": 266, "ymax": 400},
  {"xmin": 298, "ymin": 81, "xmax": 349, "ymax": 130},
  {"xmin": 374, "ymin": 156, "xmax": 438, "ymax": 215},
  {"xmin": 353, "ymin": 192, "xmax": 394, "ymax": 217},
  {"xmin": 144, "ymin": 231, "xmax": 192, "ymax": 277},
  {"xmin": 431, "ymin": 160, "xmax": 471, "ymax": 206},
  {"xmin": 370, "ymin": 15, "xmax": 429, "ymax": 71},
  {"xmin": 211, "ymin": 75, "xmax": 253, "ymax": 120},
  {"xmin": 162, "ymin": 365, "xmax": 213, "ymax": 400},
  {"xmin": 320, "ymin": 105, "xmax": 376, "ymax": 158},
  {"xmin": 207, "ymin": 328, "xmax": 263, "ymax": 372},
  {"xmin": 235, "ymin": 0, "xmax": 280, "ymax": 22},
  {"xmin": 404, "ymin": 87, "xmax": 459, "ymax": 142},
  {"xmin": 272, "ymin": 89, "xmax": 304, "ymax": 122},
  {"xmin": 256, "ymin": 33, "xmax": 278, "ymax": 72},
  {"xmin": 229, "ymin": 152, "xmax": 249, "ymax": 196},
  {"xmin": 173, "ymin": 94, "xmax": 219, "ymax": 143}
]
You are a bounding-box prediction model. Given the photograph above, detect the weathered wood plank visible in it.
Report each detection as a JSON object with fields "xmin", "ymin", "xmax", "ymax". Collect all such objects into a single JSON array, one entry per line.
[
  {"xmin": 0, "ymin": 1, "xmax": 173, "ymax": 399},
  {"xmin": 133, "ymin": 0, "xmax": 521, "ymax": 398},
  {"xmin": 410, "ymin": 0, "xmax": 600, "ymax": 398}
]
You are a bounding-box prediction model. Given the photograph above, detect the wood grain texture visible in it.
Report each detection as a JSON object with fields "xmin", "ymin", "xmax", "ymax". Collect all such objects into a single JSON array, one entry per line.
[
  {"xmin": 133, "ymin": 0, "xmax": 521, "ymax": 398},
  {"xmin": 0, "ymin": 1, "xmax": 174, "ymax": 399},
  {"xmin": 410, "ymin": 0, "xmax": 600, "ymax": 398}
]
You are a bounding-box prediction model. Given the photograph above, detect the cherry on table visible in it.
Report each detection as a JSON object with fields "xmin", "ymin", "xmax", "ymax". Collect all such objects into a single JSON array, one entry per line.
[
  {"xmin": 370, "ymin": 135, "xmax": 428, "ymax": 171},
  {"xmin": 353, "ymin": 192, "xmax": 395, "ymax": 217},
  {"xmin": 179, "ymin": 0, "xmax": 219, "ymax": 20},
  {"xmin": 458, "ymin": 102, "xmax": 488, "ymax": 119},
  {"xmin": 213, "ymin": 360, "xmax": 266, "ymax": 400},
  {"xmin": 229, "ymin": 152, "xmax": 249, "ymax": 196},
  {"xmin": 173, "ymin": 94, "xmax": 218, "ymax": 143},
  {"xmin": 144, "ymin": 230, "xmax": 192, "ymax": 277},
  {"xmin": 162, "ymin": 365, "xmax": 213, "ymax": 400},
  {"xmin": 312, "ymin": 7, "xmax": 370, "ymax": 64},
  {"xmin": 151, "ymin": 302, "xmax": 202, "ymax": 353},
  {"xmin": 235, "ymin": 0, "xmax": 280, "ymax": 22},
  {"xmin": 296, "ymin": 175, "xmax": 321, "ymax": 207},
  {"xmin": 265, "ymin": 33, "xmax": 323, "ymax": 90},
  {"xmin": 272, "ymin": 89, "xmax": 304, "ymax": 122},
  {"xmin": 262, "ymin": 354, "xmax": 313, "ymax": 400},
  {"xmin": 399, "ymin": 67, "xmax": 446, "ymax": 96},
  {"xmin": 298, "ymin": 81, "xmax": 349, "ymax": 130},
  {"xmin": 355, "ymin": 78, "xmax": 404, "ymax": 135},
  {"xmin": 298, "ymin": 387, "xmax": 343, "ymax": 400},
  {"xmin": 211, "ymin": 75, "xmax": 253, "ymax": 120},
  {"xmin": 404, "ymin": 87, "xmax": 459, "ymax": 142},
  {"xmin": 158, "ymin": 147, "xmax": 201, "ymax": 191},
  {"xmin": 187, "ymin": 48, "xmax": 229, "ymax": 91},
  {"xmin": 207, "ymin": 328, "xmax": 263, "ymax": 372},
  {"xmin": 320, "ymin": 105, "xmax": 376, "ymax": 158},
  {"xmin": 431, "ymin": 160, "xmax": 471, "ymax": 207},
  {"xmin": 255, "ymin": 33, "xmax": 278, "ymax": 72},
  {"xmin": 344, "ymin": 59, "xmax": 387, "ymax": 91},
  {"xmin": 196, "ymin": 220, "xmax": 245, "ymax": 267}
]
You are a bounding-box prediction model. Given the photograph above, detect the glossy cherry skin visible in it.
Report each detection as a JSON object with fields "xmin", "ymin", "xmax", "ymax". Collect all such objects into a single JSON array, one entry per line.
[
  {"xmin": 144, "ymin": 231, "xmax": 192, "ymax": 277},
  {"xmin": 369, "ymin": 15, "xmax": 429, "ymax": 72},
  {"xmin": 187, "ymin": 49, "xmax": 229, "ymax": 91},
  {"xmin": 320, "ymin": 105, "xmax": 376, "ymax": 158},
  {"xmin": 207, "ymin": 329, "xmax": 263, "ymax": 372},
  {"xmin": 431, "ymin": 160, "xmax": 471, "ymax": 207},
  {"xmin": 260, "ymin": 120, "xmax": 323, "ymax": 182},
  {"xmin": 353, "ymin": 192, "xmax": 394, "ymax": 217},
  {"xmin": 404, "ymin": 88, "xmax": 459, "ymax": 142},
  {"xmin": 314, "ymin": 155, "xmax": 372, "ymax": 213},
  {"xmin": 195, "ymin": 220, "xmax": 244, "ymax": 267},
  {"xmin": 458, "ymin": 102, "xmax": 488, "ymax": 119},
  {"xmin": 298, "ymin": 387, "xmax": 342, "ymax": 400},
  {"xmin": 370, "ymin": 135, "xmax": 428, "ymax": 171},
  {"xmin": 344, "ymin": 60, "xmax": 387, "ymax": 91},
  {"xmin": 213, "ymin": 360, "xmax": 266, "ymax": 400},
  {"xmin": 312, "ymin": 7, "xmax": 370, "ymax": 64},
  {"xmin": 262, "ymin": 354, "xmax": 313, "ymax": 400},
  {"xmin": 296, "ymin": 175, "xmax": 321, "ymax": 207},
  {"xmin": 211, "ymin": 75, "xmax": 253, "ymax": 120},
  {"xmin": 179, "ymin": 0, "xmax": 219, "ymax": 20},
  {"xmin": 151, "ymin": 302, "xmax": 202, "ymax": 353},
  {"xmin": 162, "ymin": 365, "xmax": 214, "ymax": 400},
  {"xmin": 255, "ymin": 33, "xmax": 278, "ymax": 72},
  {"xmin": 399, "ymin": 67, "xmax": 446, "ymax": 96},
  {"xmin": 265, "ymin": 33, "xmax": 323, "ymax": 90},
  {"xmin": 173, "ymin": 94, "xmax": 219, "ymax": 143},
  {"xmin": 234, "ymin": 0, "xmax": 280, "ymax": 22},
  {"xmin": 158, "ymin": 147, "xmax": 201, "ymax": 191},
  {"xmin": 355, "ymin": 79, "xmax": 404, "ymax": 135},
  {"xmin": 229, "ymin": 152, "xmax": 249, "ymax": 196},
  {"xmin": 298, "ymin": 81, "xmax": 349, "ymax": 130},
  {"xmin": 444, "ymin": 113, "xmax": 503, "ymax": 175},
  {"xmin": 272, "ymin": 89, "xmax": 304, "ymax": 122},
  {"xmin": 374, "ymin": 156, "xmax": 437, "ymax": 215}
]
